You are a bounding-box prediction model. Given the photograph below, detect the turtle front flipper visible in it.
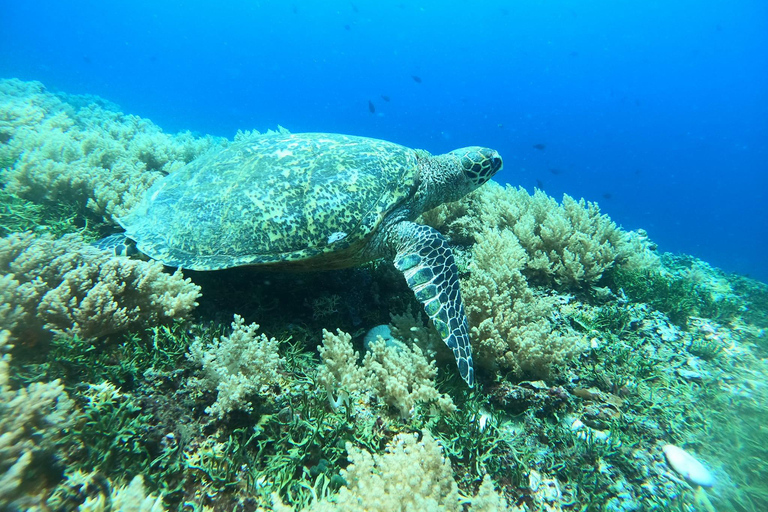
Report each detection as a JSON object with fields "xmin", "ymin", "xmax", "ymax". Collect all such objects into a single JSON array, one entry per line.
[
  {"xmin": 389, "ymin": 221, "xmax": 474, "ymax": 387},
  {"xmin": 93, "ymin": 233, "xmax": 138, "ymax": 257}
]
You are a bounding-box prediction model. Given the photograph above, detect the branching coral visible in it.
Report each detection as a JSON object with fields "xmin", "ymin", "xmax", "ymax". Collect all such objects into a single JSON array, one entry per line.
[
  {"xmin": 266, "ymin": 431, "xmax": 509, "ymax": 512},
  {"xmin": 0, "ymin": 232, "xmax": 200, "ymax": 342},
  {"xmin": 325, "ymin": 431, "xmax": 461, "ymax": 511},
  {"xmin": 0, "ymin": 330, "xmax": 76, "ymax": 509},
  {"xmin": 421, "ymin": 182, "xmax": 658, "ymax": 288},
  {"xmin": 462, "ymin": 228, "xmax": 588, "ymax": 377},
  {"xmin": 188, "ymin": 315, "xmax": 285, "ymax": 418},
  {"xmin": 316, "ymin": 328, "xmax": 367, "ymax": 401},
  {"xmin": 418, "ymin": 181, "xmax": 654, "ymax": 377},
  {"xmin": 80, "ymin": 474, "xmax": 166, "ymax": 512},
  {"xmin": 0, "ymin": 78, "xmax": 225, "ymax": 221},
  {"xmin": 317, "ymin": 328, "xmax": 455, "ymax": 417},
  {"xmin": 36, "ymin": 470, "xmax": 166, "ymax": 512}
]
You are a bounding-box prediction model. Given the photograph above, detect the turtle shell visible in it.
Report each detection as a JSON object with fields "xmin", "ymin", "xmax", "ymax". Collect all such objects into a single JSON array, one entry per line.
[{"xmin": 118, "ymin": 133, "xmax": 419, "ymax": 270}]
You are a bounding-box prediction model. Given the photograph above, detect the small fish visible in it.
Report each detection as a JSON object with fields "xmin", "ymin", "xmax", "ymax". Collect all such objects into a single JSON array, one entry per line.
[
  {"xmin": 351, "ymin": 3, "xmax": 359, "ymax": 13},
  {"xmin": 532, "ymin": 143, "xmax": 546, "ymax": 151},
  {"xmin": 602, "ymin": 192, "xmax": 613, "ymax": 200},
  {"xmin": 569, "ymin": 51, "xmax": 579, "ymax": 58},
  {"xmin": 548, "ymin": 168, "xmax": 561, "ymax": 175},
  {"xmin": 411, "ymin": 75, "xmax": 422, "ymax": 83},
  {"xmin": 344, "ymin": 24, "xmax": 351, "ymax": 31},
  {"xmin": 535, "ymin": 179, "xmax": 545, "ymax": 190},
  {"xmin": 381, "ymin": 95, "xmax": 390, "ymax": 102},
  {"xmin": 368, "ymin": 100, "xmax": 375, "ymax": 113}
]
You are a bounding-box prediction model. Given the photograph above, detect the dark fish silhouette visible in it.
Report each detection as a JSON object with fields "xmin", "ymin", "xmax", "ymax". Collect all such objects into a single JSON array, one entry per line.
[
  {"xmin": 381, "ymin": 95, "xmax": 390, "ymax": 102},
  {"xmin": 344, "ymin": 24, "xmax": 351, "ymax": 31},
  {"xmin": 548, "ymin": 168, "xmax": 561, "ymax": 175},
  {"xmin": 532, "ymin": 143, "xmax": 546, "ymax": 151},
  {"xmin": 602, "ymin": 192, "xmax": 613, "ymax": 200},
  {"xmin": 352, "ymin": 3, "xmax": 359, "ymax": 13},
  {"xmin": 536, "ymin": 179, "xmax": 545, "ymax": 190},
  {"xmin": 411, "ymin": 75, "xmax": 422, "ymax": 83},
  {"xmin": 368, "ymin": 100, "xmax": 375, "ymax": 113}
]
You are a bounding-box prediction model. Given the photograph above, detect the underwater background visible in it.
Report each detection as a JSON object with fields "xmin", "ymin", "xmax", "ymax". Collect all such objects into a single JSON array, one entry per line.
[
  {"xmin": 2, "ymin": 1, "xmax": 768, "ymax": 512},
  {"xmin": 2, "ymin": 0, "xmax": 767, "ymax": 282}
]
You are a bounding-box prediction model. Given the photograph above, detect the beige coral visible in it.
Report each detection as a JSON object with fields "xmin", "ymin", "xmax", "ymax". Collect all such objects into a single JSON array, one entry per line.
[
  {"xmin": 0, "ymin": 232, "xmax": 200, "ymax": 342},
  {"xmin": 418, "ymin": 181, "xmax": 656, "ymax": 376},
  {"xmin": 0, "ymin": 78, "xmax": 225, "ymax": 222},
  {"xmin": 421, "ymin": 182, "xmax": 658, "ymax": 288},
  {"xmin": 0, "ymin": 330, "xmax": 76, "ymax": 509},
  {"xmin": 317, "ymin": 328, "xmax": 455, "ymax": 417},
  {"xmin": 265, "ymin": 431, "xmax": 509, "ymax": 512},
  {"xmin": 316, "ymin": 328, "xmax": 367, "ymax": 400},
  {"xmin": 463, "ymin": 228, "xmax": 588, "ymax": 377},
  {"xmin": 187, "ymin": 315, "xmax": 284, "ymax": 418},
  {"xmin": 81, "ymin": 475, "xmax": 166, "ymax": 512},
  {"xmin": 34, "ymin": 470, "xmax": 167, "ymax": 512}
]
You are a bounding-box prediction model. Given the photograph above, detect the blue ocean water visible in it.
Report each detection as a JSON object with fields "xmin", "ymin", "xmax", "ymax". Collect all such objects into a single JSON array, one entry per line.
[{"xmin": 2, "ymin": 0, "xmax": 766, "ymax": 282}]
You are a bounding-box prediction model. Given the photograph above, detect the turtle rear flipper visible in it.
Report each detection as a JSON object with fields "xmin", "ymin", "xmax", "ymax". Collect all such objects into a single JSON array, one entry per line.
[
  {"xmin": 94, "ymin": 233, "xmax": 139, "ymax": 257},
  {"xmin": 391, "ymin": 221, "xmax": 474, "ymax": 387}
]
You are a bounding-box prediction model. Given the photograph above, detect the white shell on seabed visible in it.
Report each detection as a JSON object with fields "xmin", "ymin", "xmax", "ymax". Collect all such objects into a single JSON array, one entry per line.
[{"xmin": 662, "ymin": 444, "xmax": 715, "ymax": 488}]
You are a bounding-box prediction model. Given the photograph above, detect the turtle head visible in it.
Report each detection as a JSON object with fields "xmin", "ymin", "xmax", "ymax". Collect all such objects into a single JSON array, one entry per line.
[
  {"xmin": 420, "ymin": 146, "xmax": 502, "ymax": 207},
  {"xmin": 450, "ymin": 146, "xmax": 503, "ymax": 188}
]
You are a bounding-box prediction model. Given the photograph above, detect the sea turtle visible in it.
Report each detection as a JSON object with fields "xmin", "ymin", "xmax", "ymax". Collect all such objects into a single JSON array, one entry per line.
[{"xmin": 107, "ymin": 133, "xmax": 502, "ymax": 386}]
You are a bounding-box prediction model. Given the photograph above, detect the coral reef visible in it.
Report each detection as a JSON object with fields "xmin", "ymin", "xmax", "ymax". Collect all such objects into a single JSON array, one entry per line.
[
  {"xmin": 313, "ymin": 431, "xmax": 464, "ymax": 511},
  {"xmin": 421, "ymin": 182, "xmax": 658, "ymax": 287},
  {"xmin": 0, "ymin": 330, "xmax": 76, "ymax": 509},
  {"xmin": 0, "ymin": 232, "xmax": 200, "ymax": 343},
  {"xmin": 78, "ymin": 474, "xmax": 166, "ymax": 512},
  {"xmin": 188, "ymin": 315, "xmax": 285, "ymax": 418},
  {"xmin": 31, "ymin": 471, "xmax": 166, "ymax": 512},
  {"xmin": 267, "ymin": 431, "xmax": 508, "ymax": 512},
  {"xmin": 416, "ymin": 181, "xmax": 658, "ymax": 377},
  {"xmin": 1, "ymin": 79, "xmax": 767, "ymax": 512},
  {"xmin": 462, "ymin": 227, "xmax": 588, "ymax": 377},
  {"xmin": 0, "ymin": 78, "xmax": 225, "ymax": 221},
  {"xmin": 317, "ymin": 328, "xmax": 455, "ymax": 417}
]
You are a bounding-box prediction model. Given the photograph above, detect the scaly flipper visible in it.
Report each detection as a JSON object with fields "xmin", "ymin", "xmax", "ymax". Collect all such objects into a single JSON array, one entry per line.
[
  {"xmin": 390, "ymin": 221, "xmax": 474, "ymax": 387},
  {"xmin": 93, "ymin": 233, "xmax": 138, "ymax": 257}
]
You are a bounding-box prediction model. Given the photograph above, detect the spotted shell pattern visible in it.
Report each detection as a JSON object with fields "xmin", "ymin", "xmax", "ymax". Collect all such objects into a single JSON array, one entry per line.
[{"xmin": 118, "ymin": 133, "xmax": 419, "ymax": 270}]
